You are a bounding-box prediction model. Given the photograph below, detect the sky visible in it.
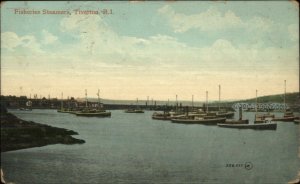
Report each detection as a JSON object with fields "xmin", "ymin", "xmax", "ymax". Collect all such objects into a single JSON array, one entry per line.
[{"xmin": 1, "ymin": 1, "xmax": 299, "ymax": 102}]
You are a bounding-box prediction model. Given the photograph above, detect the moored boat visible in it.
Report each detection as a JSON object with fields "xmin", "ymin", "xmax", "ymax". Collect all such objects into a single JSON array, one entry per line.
[
  {"xmin": 58, "ymin": 109, "xmax": 80, "ymax": 114},
  {"xmin": 225, "ymin": 119, "xmax": 249, "ymax": 124},
  {"xmin": 75, "ymin": 110, "xmax": 111, "ymax": 117},
  {"xmin": 57, "ymin": 109, "xmax": 72, "ymax": 113},
  {"xmin": 19, "ymin": 100, "xmax": 33, "ymax": 111},
  {"xmin": 75, "ymin": 89, "xmax": 111, "ymax": 117},
  {"xmin": 272, "ymin": 81, "xmax": 295, "ymax": 122},
  {"xmin": 125, "ymin": 98, "xmax": 144, "ymax": 113},
  {"xmin": 224, "ymin": 107, "xmax": 249, "ymax": 124},
  {"xmin": 218, "ymin": 122, "xmax": 277, "ymax": 130},
  {"xmin": 256, "ymin": 114, "xmax": 275, "ymax": 119},
  {"xmin": 272, "ymin": 116, "xmax": 295, "ymax": 121},
  {"xmin": 171, "ymin": 90, "xmax": 225, "ymax": 125},
  {"xmin": 215, "ymin": 85, "xmax": 235, "ymax": 119},
  {"xmin": 124, "ymin": 109, "xmax": 144, "ymax": 113},
  {"xmin": 216, "ymin": 111, "xmax": 235, "ymax": 118},
  {"xmin": 171, "ymin": 117, "xmax": 226, "ymax": 125},
  {"xmin": 152, "ymin": 112, "xmax": 171, "ymax": 120},
  {"xmin": 19, "ymin": 108, "xmax": 32, "ymax": 111},
  {"xmin": 254, "ymin": 90, "xmax": 275, "ymax": 123},
  {"xmin": 255, "ymin": 114, "xmax": 275, "ymax": 123},
  {"xmin": 272, "ymin": 111, "xmax": 295, "ymax": 122}
]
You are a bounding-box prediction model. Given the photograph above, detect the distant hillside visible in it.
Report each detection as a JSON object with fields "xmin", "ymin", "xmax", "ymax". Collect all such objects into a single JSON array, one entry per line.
[
  {"xmin": 78, "ymin": 92, "xmax": 299, "ymax": 106},
  {"xmin": 233, "ymin": 92, "xmax": 299, "ymax": 104},
  {"xmin": 76, "ymin": 98, "xmax": 204, "ymax": 106}
]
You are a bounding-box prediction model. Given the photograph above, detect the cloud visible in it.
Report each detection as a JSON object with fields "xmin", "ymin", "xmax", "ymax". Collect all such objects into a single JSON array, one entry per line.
[
  {"xmin": 2, "ymin": 14, "xmax": 298, "ymax": 100},
  {"xmin": 246, "ymin": 16, "xmax": 273, "ymax": 33},
  {"xmin": 57, "ymin": 12, "xmax": 298, "ymax": 75},
  {"xmin": 1, "ymin": 32, "xmax": 43, "ymax": 53},
  {"xmin": 157, "ymin": 5, "xmax": 277, "ymax": 35},
  {"xmin": 158, "ymin": 5, "xmax": 243, "ymax": 33},
  {"xmin": 1, "ymin": 32, "xmax": 23, "ymax": 51},
  {"xmin": 42, "ymin": 30, "xmax": 58, "ymax": 44},
  {"xmin": 288, "ymin": 24, "xmax": 299, "ymax": 42},
  {"xmin": 58, "ymin": 14, "xmax": 191, "ymax": 65},
  {"xmin": 20, "ymin": 35, "xmax": 43, "ymax": 53},
  {"xmin": 60, "ymin": 14, "xmax": 124, "ymax": 55}
]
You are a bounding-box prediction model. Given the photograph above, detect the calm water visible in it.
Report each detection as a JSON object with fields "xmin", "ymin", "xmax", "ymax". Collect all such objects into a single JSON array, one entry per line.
[{"xmin": 2, "ymin": 109, "xmax": 299, "ymax": 184}]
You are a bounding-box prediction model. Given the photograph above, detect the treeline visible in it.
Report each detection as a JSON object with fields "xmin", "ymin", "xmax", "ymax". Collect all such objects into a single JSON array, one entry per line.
[
  {"xmin": 232, "ymin": 92, "xmax": 299, "ymax": 104},
  {"xmin": 0, "ymin": 95, "xmax": 76, "ymax": 109}
]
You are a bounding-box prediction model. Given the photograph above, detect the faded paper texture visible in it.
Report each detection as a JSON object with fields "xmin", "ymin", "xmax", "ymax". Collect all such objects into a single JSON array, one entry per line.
[{"xmin": 1, "ymin": 1, "xmax": 299, "ymax": 184}]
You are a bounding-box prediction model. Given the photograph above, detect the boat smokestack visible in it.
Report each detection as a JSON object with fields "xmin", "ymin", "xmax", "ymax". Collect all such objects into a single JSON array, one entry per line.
[
  {"xmin": 186, "ymin": 106, "xmax": 189, "ymax": 116},
  {"xmin": 255, "ymin": 90, "xmax": 258, "ymax": 114},
  {"xmin": 239, "ymin": 107, "xmax": 242, "ymax": 120},
  {"xmin": 284, "ymin": 80, "xmax": 286, "ymax": 111},
  {"xmin": 206, "ymin": 91, "xmax": 208, "ymax": 113},
  {"xmin": 85, "ymin": 89, "xmax": 88, "ymax": 108},
  {"xmin": 192, "ymin": 95, "xmax": 194, "ymax": 109},
  {"xmin": 176, "ymin": 94, "xmax": 178, "ymax": 113},
  {"xmin": 61, "ymin": 92, "xmax": 63, "ymax": 111},
  {"xmin": 219, "ymin": 85, "xmax": 221, "ymax": 111}
]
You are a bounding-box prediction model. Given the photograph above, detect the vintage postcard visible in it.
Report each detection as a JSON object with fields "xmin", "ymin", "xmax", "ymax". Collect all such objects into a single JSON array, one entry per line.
[{"xmin": 1, "ymin": 1, "xmax": 299, "ymax": 184}]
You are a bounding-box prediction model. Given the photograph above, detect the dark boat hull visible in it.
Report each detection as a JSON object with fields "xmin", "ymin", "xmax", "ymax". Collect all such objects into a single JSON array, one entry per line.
[
  {"xmin": 272, "ymin": 117, "xmax": 295, "ymax": 122},
  {"xmin": 217, "ymin": 112, "xmax": 235, "ymax": 118},
  {"xmin": 152, "ymin": 116, "xmax": 172, "ymax": 120},
  {"xmin": 57, "ymin": 110, "xmax": 74, "ymax": 113},
  {"xmin": 19, "ymin": 108, "xmax": 32, "ymax": 111},
  {"xmin": 124, "ymin": 110, "xmax": 144, "ymax": 113},
  {"xmin": 256, "ymin": 114, "xmax": 275, "ymax": 119},
  {"xmin": 75, "ymin": 112, "xmax": 111, "ymax": 117},
  {"xmin": 171, "ymin": 118, "xmax": 226, "ymax": 125},
  {"xmin": 225, "ymin": 119, "xmax": 249, "ymax": 124},
  {"xmin": 218, "ymin": 123, "xmax": 277, "ymax": 130},
  {"xmin": 254, "ymin": 119, "xmax": 265, "ymax": 124}
]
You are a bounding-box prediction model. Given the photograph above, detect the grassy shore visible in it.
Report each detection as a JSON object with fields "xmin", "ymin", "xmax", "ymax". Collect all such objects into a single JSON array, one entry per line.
[{"xmin": 1, "ymin": 111, "xmax": 85, "ymax": 152}]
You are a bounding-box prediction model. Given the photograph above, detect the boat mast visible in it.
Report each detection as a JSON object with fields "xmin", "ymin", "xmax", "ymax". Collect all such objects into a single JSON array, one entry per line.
[
  {"xmin": 192, "ymin": 95, "xmax": 194, "ymax": 109},
  {"xmin": 239, "ymin": 106, "xmax": 243, "ymax": 120},
  {"xmin": 206, "ymin": 91, "xmax": 208, "ymax": 113},
  {"xmin": 97, "ymin": 89, "xmax": 100, "ymax": 109},
  {"xmin": 147, "ymin": 96, "xmax": 149, "ymax": 107},
  {"xmin": 176, "ymin": 94, "xmax": 178, "ymax": 113},
  {"xmin": 136, "ymin": 98, "xmax": 138, "ymax": 109},
  {"xmin": 61, "ymin": 92, "xmax": 63, "ymax": 111},
  {"xmin": 85, "ymin": 89, "xmax": 88, "ymax": 108},
  {"xmin": 255, "ymin": 89, "xmax": 258, "ymax": 114},
  {"xmin": 284, "ymin": 80, "xmax": 286, "ymax": 111},
  {"xmin": 218, "ymin": 85, "xmax": 221, "ymax": 111},
  {"xmin": 67, "ymin": 96, "xmax": 70, "ymax": 109}
]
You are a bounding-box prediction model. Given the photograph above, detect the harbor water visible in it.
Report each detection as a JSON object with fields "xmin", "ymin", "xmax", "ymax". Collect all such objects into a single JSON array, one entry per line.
[{"xmin": 1, "ymin": 109, "xmax": 299, "ymax": 184}]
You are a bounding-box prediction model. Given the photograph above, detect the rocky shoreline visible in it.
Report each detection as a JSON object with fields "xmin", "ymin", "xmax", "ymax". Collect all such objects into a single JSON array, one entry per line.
[{"xmin": 1, "ymin": 111, "xmax": 85, "ymax": 152}]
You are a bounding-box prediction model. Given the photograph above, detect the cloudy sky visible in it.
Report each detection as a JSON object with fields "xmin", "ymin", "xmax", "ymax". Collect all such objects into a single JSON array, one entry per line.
[{"xmin": 1, "ymin": 1, "xmax": 299, "ymax": 101}]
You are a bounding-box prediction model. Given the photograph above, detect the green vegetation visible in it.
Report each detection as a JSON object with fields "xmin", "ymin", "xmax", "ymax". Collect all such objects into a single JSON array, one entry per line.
[
  {"xmin": 240, "ymin": 92, "xmax": 299, "ymax": 104},
  {"xmin": 1, "ymin": 110, "xmax": 85, "ymax": 152}
]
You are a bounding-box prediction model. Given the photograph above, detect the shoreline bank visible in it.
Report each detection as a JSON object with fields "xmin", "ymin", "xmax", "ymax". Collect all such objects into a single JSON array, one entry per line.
[{"xmin": 1, "ymin": 112, "xmax": 85, "ymax": 153}]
